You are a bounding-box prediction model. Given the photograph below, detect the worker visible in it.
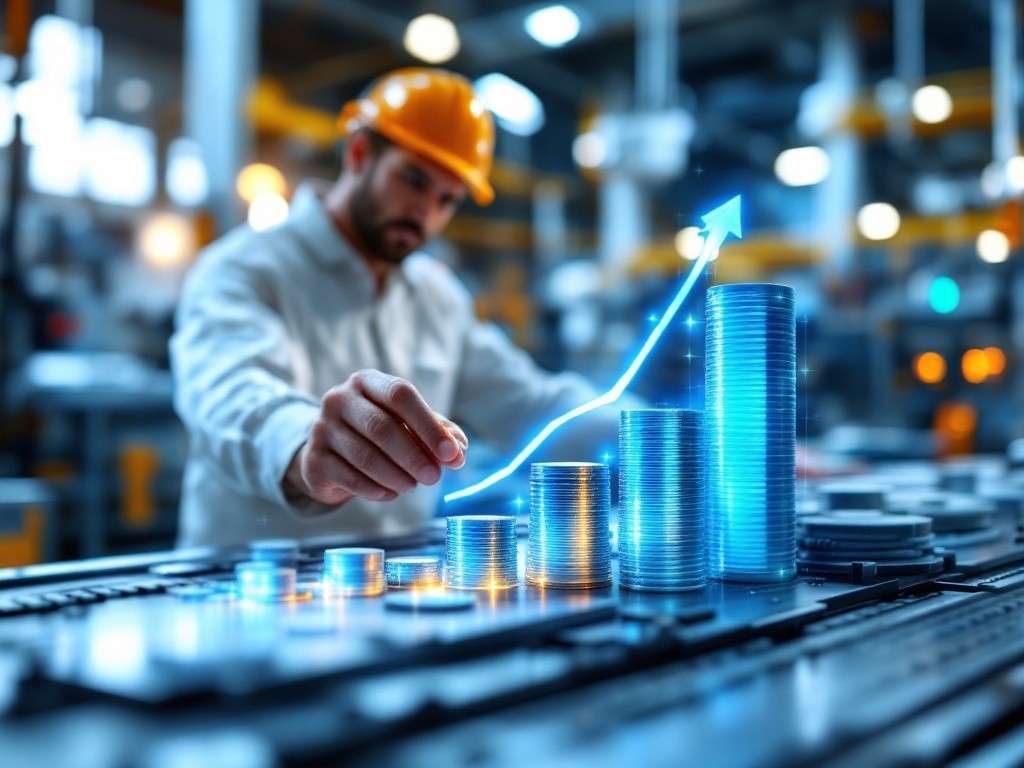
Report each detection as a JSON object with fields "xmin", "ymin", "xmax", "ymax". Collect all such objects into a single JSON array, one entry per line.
[{"xmin": 171, "ymin": 67, "xmax": 629, "ymax": 548}]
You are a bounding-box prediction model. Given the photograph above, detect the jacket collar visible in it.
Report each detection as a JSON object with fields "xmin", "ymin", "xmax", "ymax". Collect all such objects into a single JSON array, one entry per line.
[{"xmin": 283, "ymin": 180, "xmax": 413, "ymax": 295}]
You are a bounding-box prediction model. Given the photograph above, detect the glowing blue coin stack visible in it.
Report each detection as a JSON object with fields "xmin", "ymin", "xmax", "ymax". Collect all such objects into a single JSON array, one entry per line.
[
  {"xmin": 385, "ymin": 556, "xmax": 442, "ymax": 589},
  {"xmin": 706, "ymin": 283, "xmax": 797, "ymax": 582},
  {"xmin": 619, "ymin": 409, "xmax": 705, "ymax": 591},
  {"xmin": 323, "ymin": 547, "xmax": 386, "ymax": 596},
  {"xmin": 236, "ymin": 561, "xmax": 297, "ymax": 601},
  {"xmin": 527, "ymin": 462, "xmax": 612, "ymax": 589},
  {"xmin": 445, "ymin": 515, "xmax": 518, "ymax": 590}
]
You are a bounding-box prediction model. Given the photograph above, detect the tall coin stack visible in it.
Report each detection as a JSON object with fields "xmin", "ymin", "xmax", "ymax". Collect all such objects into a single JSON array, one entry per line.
[
  {"xmin": 527, "ymin": 462, "xmax": 612, "ymax": 589},
  {"xmin": 619, "ymin": 409, "xmax": 705, "ymax": 591},
  {"xmin": 445, "ymin": 516, "xmax": 519, "ymax": 590},
  {"xmin": 706, "ymin": 283, "xmax": 797, "ymax": 582},
  {"xmin": 323, "ymin": 547, "xmax": 386, "ymax": 596}
]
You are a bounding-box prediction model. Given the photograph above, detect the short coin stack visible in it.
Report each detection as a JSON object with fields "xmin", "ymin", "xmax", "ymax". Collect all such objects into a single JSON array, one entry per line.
[
  {"xmin": 323, "ymin": 547, "xmax": 386, "ymax": 596},
  {"xmin": 527, "ymin": 462, "xmax": 611, "ymax": 589},
  {"xmin": 619, "ymin": 409, "xmax": 705, "ymax": 591},
  {"xmin": 385, "ymin": 556, "xmax": 443, "ymax": 589},
  {"xmin": 445, "ymin": 516, "xmax": 518, "ymax": 590},
  {"xmin": 236, "ymin": 561, "xmax": 297, "ymax": 601},
  {"xmin": 706, "ymin": 283, "xmax": 796, "ymax": 582}
]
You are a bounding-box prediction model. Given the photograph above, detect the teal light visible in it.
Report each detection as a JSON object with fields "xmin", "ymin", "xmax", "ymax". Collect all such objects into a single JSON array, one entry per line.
[{"xmin": 929, "ymin": 277, "xmax": 960, "ymax": 314}]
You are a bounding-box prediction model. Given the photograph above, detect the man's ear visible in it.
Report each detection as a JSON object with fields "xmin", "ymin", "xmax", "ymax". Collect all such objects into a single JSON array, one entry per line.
[{"xmin": 345, "ymin": 131, "xmax": 374, "ymax": 175}]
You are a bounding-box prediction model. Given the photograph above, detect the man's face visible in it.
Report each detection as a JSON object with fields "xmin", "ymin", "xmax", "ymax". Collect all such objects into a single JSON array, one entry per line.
[{"xmin": 350, "ymin": 142, "xmax": 468, "ymax": 264}]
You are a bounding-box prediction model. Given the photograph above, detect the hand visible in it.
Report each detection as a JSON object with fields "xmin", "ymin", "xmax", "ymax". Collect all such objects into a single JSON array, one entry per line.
[{"xmin": 285, "ymin": 370, "xmax": 468, "ymax": 506}]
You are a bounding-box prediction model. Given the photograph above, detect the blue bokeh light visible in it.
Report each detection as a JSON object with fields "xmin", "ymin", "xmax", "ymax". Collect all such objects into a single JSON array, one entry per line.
[{"xmin": 928, "ymin": 277, "xmax": 960, "ymax": 314}]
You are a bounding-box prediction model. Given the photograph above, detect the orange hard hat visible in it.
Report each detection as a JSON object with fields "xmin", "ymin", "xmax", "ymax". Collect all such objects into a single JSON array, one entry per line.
[{"xmin": 338, "ymin": 68, "xmax": 495, "ymax": 206}]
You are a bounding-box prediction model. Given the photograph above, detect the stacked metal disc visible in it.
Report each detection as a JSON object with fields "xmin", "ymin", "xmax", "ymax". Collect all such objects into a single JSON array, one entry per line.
[
  {"xmin": 445, "ymin": 515, "xmax": 518, "ymax": 590},
  {"xmin": 618, "ymin": 409, "xmax": 705, "ymax": 591},
  {"xmin": 322, "ymin": 547, "xmax": 385, "ymax": 596},
  {"xmin": 526, "ymin": 462, "xmax": 612, "ymax": 589},
  {"xmin": 385, "ymin": 556, "xmax": 442, "ymax": 589},
  {"xmin": 904, "ymin": 494, "xmax": 1001, "ymax": 548},
  {"xmin": 706, "ymin": 283, "xmax": 797, "ymax": 582},
  {"xmin": 236, "ymin": 561, "xmax": 297, "ymax": 601},
  {"xmin": 798, "ymin": 510, "xmax": 943, "ymax": 576}
]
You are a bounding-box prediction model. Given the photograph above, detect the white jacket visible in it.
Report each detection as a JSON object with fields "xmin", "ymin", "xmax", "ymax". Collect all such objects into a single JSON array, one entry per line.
[{"xmin": 171, "ymin": 182, "xmax": 626, "ymax": 548}]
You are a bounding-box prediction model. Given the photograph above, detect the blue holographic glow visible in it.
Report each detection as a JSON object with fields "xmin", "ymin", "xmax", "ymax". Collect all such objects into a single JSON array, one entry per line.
[
  {"xmin": 705, "ymin": 283, "xmax": 796, "ymax": 582},
  {"xmin": 444, "ymin": 195, "xmax": 743, "ymax": 504}
]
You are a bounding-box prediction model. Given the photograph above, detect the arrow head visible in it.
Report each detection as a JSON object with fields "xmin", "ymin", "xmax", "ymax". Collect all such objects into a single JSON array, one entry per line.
[{"xmin": 700, "ymin": 195, "xmax": 743, "ymax": 240}]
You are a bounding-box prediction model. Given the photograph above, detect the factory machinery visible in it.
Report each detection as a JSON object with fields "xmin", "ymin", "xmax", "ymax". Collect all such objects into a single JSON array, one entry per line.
[{"xmin": 0, "ymin": 455, "xmax": 1023, "ymax": 768}]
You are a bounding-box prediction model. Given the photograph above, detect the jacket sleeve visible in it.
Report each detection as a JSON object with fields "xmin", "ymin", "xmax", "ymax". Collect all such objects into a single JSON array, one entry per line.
[{"xmin": 170, "ymin": 242, "xmax": 322, "ymax": 513}]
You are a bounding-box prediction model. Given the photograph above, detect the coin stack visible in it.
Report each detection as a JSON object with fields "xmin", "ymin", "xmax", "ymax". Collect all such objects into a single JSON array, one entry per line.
[
  {"xmin": 236, "ymin": 561, "xmax": 297, "ymax": 601},
  {"xmin": 706, "ymin": 283, "xmax": 797, "ymax": 582},
  {"xmin": 385, "ymin": 555, "xmax": 443, "ymax": 589},
  {"xmin": 527, "ymin": 462, "xmax": 612, "ymax": 589},
  {"xmin": 619, "ymin": 409, "xmax": 705, "ymax": 591},
  {"xmin": 323, "ymin": 547, "xmax": 386, "ymax": 596},
  {"xmin": 445, "ymin": 515, "xmax": 519, "ymax": 590}
]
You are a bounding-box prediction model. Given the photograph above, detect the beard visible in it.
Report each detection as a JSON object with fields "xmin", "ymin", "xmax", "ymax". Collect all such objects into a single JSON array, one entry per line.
[{"xmin": 350, "ymin": 164, "xmax": 425, "ymax": 264}]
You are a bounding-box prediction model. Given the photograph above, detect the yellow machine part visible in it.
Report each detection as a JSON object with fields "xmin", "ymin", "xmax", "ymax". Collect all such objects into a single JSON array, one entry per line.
[
  {"xmin": 120, "ymin": 444, "xmax": 161, "ymax": 529},
  {"xmin": 0, "ymin": 506, "xmax": 45, "ymax": 568}
]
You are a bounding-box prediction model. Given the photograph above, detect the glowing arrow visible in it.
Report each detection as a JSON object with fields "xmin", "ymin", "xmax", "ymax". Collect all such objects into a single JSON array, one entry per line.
[{"xmin": 444, "ymin": 195, "xmax": 743, "ymax": 504}]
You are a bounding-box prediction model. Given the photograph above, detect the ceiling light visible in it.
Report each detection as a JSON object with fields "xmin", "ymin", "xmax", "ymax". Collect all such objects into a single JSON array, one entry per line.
[
  {"xmin": 572, "ymin": 131, "xmax": 605, "ymax": 168},
  {"xmin": 674, "ymin": 226, "xmax": 706, "ymax": 260},
  {"xmin": 911, "ymin": 84, "xmax": 953, "ymax": 124},
  {"xmin": 857, "ymin": 202, "xmax": 901, "ymax": 241},
  {"xmin": 404, "ymin": 14, "xmax": 460, "ymax": 64},
  {"xmin": 524, "ymin": 5, "xmax": 580, "ymax": 48},
  {"xmin": 474, "ymin": 73, "xmax": 544, "ymax": 136},
  {"xmin": 774, "ymin": 146, "xmax": 830, "ymax": 187},
  {"xmin": 1007, "ymin": 155, "xmax": 1024, "ymax": 194},
  {"xmin": 166, "ymin": 137, "xmax": 208, "ymax": 208},
  {"xmin": 140, "ymin": 213, "xmax": 194, "ymax": 269},
  {"xmin": 236, "ymin": 163, "xmax": 287, "ymax": 204},
  {"xmin": 977, "ymin": 229, "xmax": 1011, "ymax": 264}
]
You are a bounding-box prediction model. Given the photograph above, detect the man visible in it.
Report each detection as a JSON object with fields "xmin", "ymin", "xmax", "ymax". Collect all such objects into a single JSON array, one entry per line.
[{"xmin": 171, "ymin": 68, "xmax": 623, "ymax": 548}]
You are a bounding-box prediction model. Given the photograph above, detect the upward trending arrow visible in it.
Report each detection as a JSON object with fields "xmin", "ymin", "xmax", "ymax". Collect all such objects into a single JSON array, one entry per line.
[{"xmin": 444, "ymin": 195, "xmax": 744, "ymax": 504}]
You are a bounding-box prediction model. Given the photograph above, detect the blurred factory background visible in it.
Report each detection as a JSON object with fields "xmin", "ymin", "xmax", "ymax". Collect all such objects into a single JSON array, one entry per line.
[{"xmin": 0, "ymin": 0, "xmax": 1021, "ymax": 565}]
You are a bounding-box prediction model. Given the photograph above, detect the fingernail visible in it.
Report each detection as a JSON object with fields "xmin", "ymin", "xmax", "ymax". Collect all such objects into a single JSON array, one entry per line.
[{"xmin": 438, "ymin": 439, "xmax": 457, "ymax": 462}]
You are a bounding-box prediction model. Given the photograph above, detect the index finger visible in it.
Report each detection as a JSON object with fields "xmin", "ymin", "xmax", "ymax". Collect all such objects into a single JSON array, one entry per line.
[{"xmin": 354, "ymin": 371, "xmax": 459, "ymax": 462}]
